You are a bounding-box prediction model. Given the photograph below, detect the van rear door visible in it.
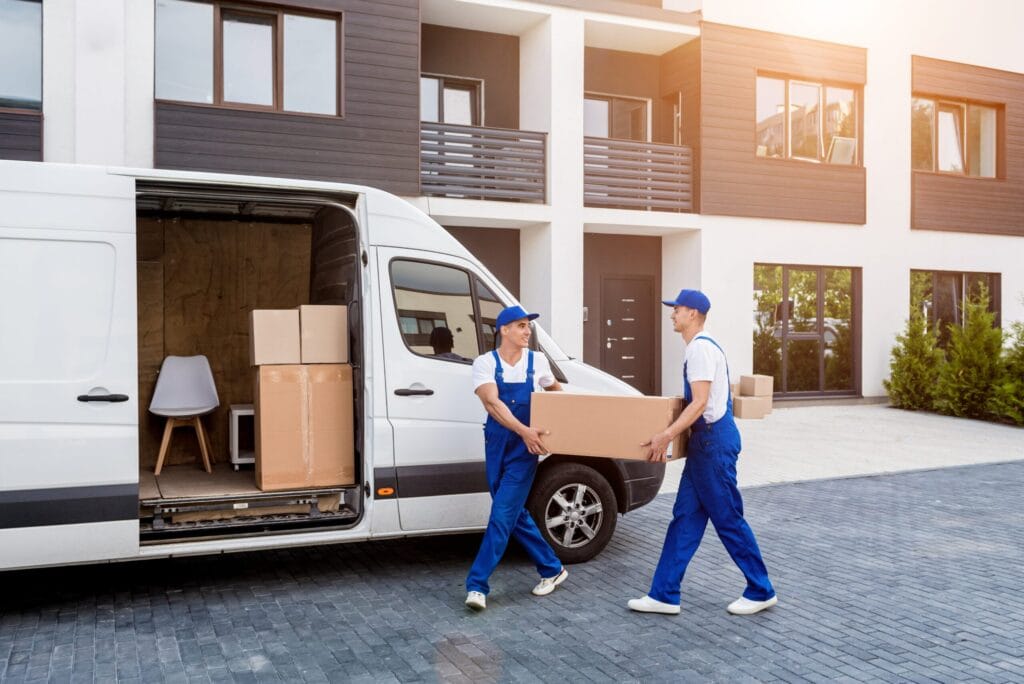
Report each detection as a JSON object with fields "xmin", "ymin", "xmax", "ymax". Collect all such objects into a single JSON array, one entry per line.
[{"xmin": 0, "ymin": 163, "xmax": 139, "ymax": 570}]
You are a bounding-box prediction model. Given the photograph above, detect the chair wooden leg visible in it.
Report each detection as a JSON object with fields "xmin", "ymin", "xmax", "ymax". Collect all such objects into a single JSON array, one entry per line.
[
  {"xmin": 154, "ymin": 418, "xmax": 175, "ymax": 476},
  {"xmin": 193, "ymin": 416, "xmax": 213, "ymax": 474},
  {"xmin": 201, "ymin": 418, "xmax": 216, "ymax": 465}
]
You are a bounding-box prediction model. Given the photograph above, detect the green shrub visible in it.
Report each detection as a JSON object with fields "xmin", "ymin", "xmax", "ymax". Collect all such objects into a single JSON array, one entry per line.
[
  {"xmin": 884, "ymin": 306, "xmax": 943, "ymax": 410},
  {"xmin": 987, "ymin": 320, "xmax": 1024, "ymax": 426},
  {"xmin": 932, "ymin": 286, "xmax": 1003, "ymax": 419}
]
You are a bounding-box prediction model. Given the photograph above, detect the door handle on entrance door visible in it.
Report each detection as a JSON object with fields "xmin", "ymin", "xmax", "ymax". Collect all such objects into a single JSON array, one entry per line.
[
  {"xmin": 77, "ymin": 393, "xmax": 129, "ymax": 402},
  {"xmin": 394, "ymin": 388, "xmax": 434, "ymax": 396}
]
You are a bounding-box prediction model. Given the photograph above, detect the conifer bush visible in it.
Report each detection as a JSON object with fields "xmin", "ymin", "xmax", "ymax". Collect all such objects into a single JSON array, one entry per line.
[
  {"xmin": 884, "ymin": 306, "xmax": 943, "ymax": 410},
  {"xmin": 932, "ymin": 287, "xmax": 1003, "ymax": 419},
  {"xmin": 987, "ymin": 320, "xmax": 1024, "ymax": 426}
]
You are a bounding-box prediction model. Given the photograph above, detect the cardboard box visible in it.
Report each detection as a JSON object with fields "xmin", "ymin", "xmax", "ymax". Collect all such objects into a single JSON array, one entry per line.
[
  {"xmin": 250, "ymin": 310, "xmax": 301, "ymax": 366},
  {"xmin": 730, "ymin": 382, "xmax": 739, "ymax": 400},
  {"xmin": 254, "ymin": 364, "xmax": 355, "ymax": 491},
  {"xmin": 733, "ymin": 395, "xmax": 772, "ymax": 419},
  {"xmin": 530, "ymin": 393, "xmax": 687, "ymax": 460},
  {"xmin": 298, "ymin": 305, "xmax": 348, "ymax": 364},
  {"xmin": 739, "ymin": 374, "xmax": 774, "ymax": 397}
]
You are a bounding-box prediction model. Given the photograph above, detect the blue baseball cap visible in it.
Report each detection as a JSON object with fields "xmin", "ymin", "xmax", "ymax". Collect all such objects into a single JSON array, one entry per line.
[
  {"xmin": 496, "ymin": 305, "xmax": 539, "ymax": 329},
  {"xmin": 662, "ymin": 289, "xmax": 711, "ymax": 314}
]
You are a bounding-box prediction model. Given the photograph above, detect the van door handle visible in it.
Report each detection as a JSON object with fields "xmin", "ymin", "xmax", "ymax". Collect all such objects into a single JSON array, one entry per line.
[
  {"xmin": 394, "ymin": 388, "xmax": 434, "ymax": 396},
  {"xmin": 77, "ymin": 393, "xmax": 130, "ymax": 403}
]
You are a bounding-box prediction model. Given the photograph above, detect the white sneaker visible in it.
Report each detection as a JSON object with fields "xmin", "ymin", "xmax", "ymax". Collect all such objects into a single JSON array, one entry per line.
[
  {"xmin": 727, "ymin": 595, "xmax": 778, "ymax": 615},
  {"xmin": 531, "ymin": 567, "xmax": 568, "ymax": 596},
  {"xmin": 465, "ymin": 591, "xmax": 486, "ymax": 611},
  {"xmin": 627, "ymin": 595, "xmax": 680, "ymax": 615}
]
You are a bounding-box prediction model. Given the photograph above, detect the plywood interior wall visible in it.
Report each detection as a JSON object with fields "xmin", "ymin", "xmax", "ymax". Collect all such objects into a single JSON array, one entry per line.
[{"xmin": 137, "ymin": 216, "xmax": 312, "ymax": 469}]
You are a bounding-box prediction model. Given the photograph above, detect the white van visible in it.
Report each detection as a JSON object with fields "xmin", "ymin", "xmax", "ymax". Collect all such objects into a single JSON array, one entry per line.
[{"xmin": 0, "ymin": 161, "xmax": 665, "ymax": 572}]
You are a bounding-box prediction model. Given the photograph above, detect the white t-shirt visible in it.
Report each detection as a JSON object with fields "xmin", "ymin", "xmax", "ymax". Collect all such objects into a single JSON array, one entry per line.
[
  {"xmin": 472, "ymin": 350, "xmax": 556, "ymax": 392},
  {"xmin": 683, "ymin": 333, "xmax": 731, "ymax": 423}
]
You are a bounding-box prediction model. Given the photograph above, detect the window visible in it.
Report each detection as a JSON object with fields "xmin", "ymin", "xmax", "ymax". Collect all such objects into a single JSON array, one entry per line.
[
  {"xmin": 912, "ymin": 97, "xmax": 998, "ymax": 177},
  {"xmin": 911, "ymin": 270, "xmax": 1001, "ymax": 347},
  {"xmin": 420, "ymin": 75, "xmax": 481, "ymax": 126},
  {"xmin": 155, "ymin": 0, "xmax": 340, "ymax": 116},
  {"xmin": 584, "ymin": 94, "xmax": 649, "ymax": 142},
  {"xmin": 391, "ymin": 260, "xmax": 503, "ymax": 363},
  {"xmin": 756, "ymin": 76, "xmax": 858, "ymax": 164},
  {"xmin": 0, "ymin": 0, "xmax": 42, "ymax": 111}
]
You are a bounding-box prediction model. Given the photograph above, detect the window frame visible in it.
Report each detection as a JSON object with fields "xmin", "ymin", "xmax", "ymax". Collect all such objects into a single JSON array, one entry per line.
[
  {"xmin": 911, "ymin": 269, "xmax": 1001, "ymax": 345},
  {"xmin": 755, "ymin": 73, "xmax": 862, "ymax": 166},
  {"xmin": 388, "ymin": 257, "xmax": 505, "ymax": 365},
  {"xmin": 420, "ymin": 73, "xmax": 483, "ymax": 126},
  {"xmin": 155, "ymin": 0, "xmax": 344, "ymax": 119},
  {"xmin": 0, "ymin": 0, "xmax": 43, "ymax": 114},
  {"xmin": 911, "ymin": 94, "xmax": 1001, "ymax": 179},
  {"xmin": 583, "ymin": 91, "xmax": 652, "ymax": 143}
]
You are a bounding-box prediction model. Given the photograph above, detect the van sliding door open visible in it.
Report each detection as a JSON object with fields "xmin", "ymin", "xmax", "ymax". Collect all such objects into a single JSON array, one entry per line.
[{"xmin": 0, "ymin": 163, "xmax": 139, "ymax": 570}]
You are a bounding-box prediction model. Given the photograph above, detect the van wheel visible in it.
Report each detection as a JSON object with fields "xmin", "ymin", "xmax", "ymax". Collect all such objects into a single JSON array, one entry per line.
[{"xmin": 528, "ymin": 463, "xmax": 617, "ymax": 564}]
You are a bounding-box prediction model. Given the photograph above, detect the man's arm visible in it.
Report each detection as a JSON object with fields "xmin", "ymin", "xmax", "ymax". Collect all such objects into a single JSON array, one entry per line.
[
  {"xmin": 475, "ymin": 383, "xmax": 549, "ymax": 454},
  {"xmin": 642, "ymin": 380, "xmax": 710, "ymax": 462}
]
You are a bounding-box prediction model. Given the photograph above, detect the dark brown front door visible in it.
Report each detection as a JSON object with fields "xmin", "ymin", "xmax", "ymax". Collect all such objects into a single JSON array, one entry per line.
[{"xmin": 600, "ymin": 276, "xmax": 655, "ymax": 394}]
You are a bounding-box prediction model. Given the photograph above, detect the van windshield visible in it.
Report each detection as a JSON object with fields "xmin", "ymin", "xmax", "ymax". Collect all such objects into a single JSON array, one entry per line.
[{"xmin": 532, "ymin": 322, "xmax": 570, "ymax": 361}]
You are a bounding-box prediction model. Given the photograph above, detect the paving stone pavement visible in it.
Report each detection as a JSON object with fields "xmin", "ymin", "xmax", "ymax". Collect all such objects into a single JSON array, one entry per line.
[{"xmin": 2, "ymin": 460, "xmax": 1023, "ymax": 683}]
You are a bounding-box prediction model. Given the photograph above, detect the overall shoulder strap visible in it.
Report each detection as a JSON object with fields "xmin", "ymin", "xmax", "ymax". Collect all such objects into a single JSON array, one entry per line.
[
  {"xmin": 491, "ymin": 350, "xmax": 504, "ymax": 380},
  {"xmin": 526, "ymin": 350, "xmax": 535, "ymax": 376},
  {"xmin": 693, "ymin": 335, "xmax": 730, "ymax": 383}
]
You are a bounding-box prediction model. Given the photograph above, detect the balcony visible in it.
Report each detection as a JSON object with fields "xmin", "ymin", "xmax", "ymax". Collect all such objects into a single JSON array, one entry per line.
[
  {"xmin": 420, "ymin": 122, "xmax": 547, "ymax": 203},
  {"xmin": 583, "ymin": 137, "xmax": 694, "ymax": 212}
]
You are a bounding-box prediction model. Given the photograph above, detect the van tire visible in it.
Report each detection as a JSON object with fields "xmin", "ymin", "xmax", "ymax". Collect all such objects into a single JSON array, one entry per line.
[{"xmin": 528, "ymin": 463, "xmax": 617, "ymax": 564}]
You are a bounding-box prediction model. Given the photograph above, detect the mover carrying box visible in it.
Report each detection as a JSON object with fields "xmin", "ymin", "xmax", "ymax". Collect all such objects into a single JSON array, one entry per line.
[
  {"xmin": 254, "ymin": 364, "xmax": 355, "ymax": 491},
  {"xmin": 530, "ymin": 393, "xmax": 687, "ymax": 460},
  {"xmin": 250, "ymin": 309, "xmax": 301, "ymax": 366},
  {"xmin": 298, "ymin": 305, "xmax": 348, "ymax": 364}
]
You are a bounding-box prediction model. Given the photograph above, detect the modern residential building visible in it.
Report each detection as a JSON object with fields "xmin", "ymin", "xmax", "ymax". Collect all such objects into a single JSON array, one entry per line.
[{"xmin": 2, "ymin": 0, "xmax": 1021, "ymax": 400}]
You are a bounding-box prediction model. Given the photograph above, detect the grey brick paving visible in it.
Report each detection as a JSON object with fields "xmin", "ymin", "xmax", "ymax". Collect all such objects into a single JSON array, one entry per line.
[{"xmin": 3, "ymin": 461, "xmax": 1024, "ymax": 682}]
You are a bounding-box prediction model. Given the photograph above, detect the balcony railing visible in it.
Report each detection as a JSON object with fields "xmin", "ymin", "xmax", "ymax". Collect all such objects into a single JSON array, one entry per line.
[
  {"xmin": 583, "ymin": 137, "xmax": 693, "ymax": 212},
  {"xmin": 421, "ymin": 122, "xmax": 546, "ymax": 203}
]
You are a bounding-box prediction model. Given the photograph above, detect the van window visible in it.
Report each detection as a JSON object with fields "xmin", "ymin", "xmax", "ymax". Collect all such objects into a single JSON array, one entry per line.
[
  {"xmin": 390, "ymin": 260, "xmax": 478, "ymax": 362},
  {"xmin": 474, "ymin": 278, "xmax": 504, "ymax": 351},
  {"xmin": 0, "ymin": 238, "xmax": 115, "ymax": 381}
]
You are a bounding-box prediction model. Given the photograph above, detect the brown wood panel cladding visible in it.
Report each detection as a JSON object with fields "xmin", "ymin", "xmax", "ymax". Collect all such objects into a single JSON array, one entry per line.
[
  {"xmin": 155, "ymin": 0, "xmax": 419, "ymax": 196},
  {"xmin": 0, "ymin": 111, "xmax": 42, "ymax": 162},
  {"xmin": 422, "ymin": 25, "xmax": 519, "ymax": 130},
  {"xmin": 660, "ymin": 39, "xmax": 701, "ymax": 210},
  {"xmin": 445, "ymin": 227, "xmax": 521, "ymax": 299},
  {"xmin": 698, "ymin": 22, "xmax": 866, "ymax": 224},
  {"xmin": 912, "ymin": 56, "xmax": 1024, "ymax": 237}
]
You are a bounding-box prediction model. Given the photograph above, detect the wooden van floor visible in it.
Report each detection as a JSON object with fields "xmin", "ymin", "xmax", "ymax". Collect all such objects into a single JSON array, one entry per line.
[{"xmin": 139, "ymin": 463, "xmax": 259, "ymax": 503}]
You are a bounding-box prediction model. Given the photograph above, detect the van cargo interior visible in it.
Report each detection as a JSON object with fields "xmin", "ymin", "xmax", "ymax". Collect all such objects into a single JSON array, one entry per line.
[{"xmin": 134, "ymin": 182, "xmax": 363, "ymax": 542}]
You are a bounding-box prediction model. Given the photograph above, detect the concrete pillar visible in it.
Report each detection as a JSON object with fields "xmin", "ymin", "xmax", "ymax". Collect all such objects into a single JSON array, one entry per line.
[
  {"xmin": 660, "ymin": 229, "xmax": 702, "ymax": 392},
  {"xmin": 518, "ymin": 11, "xmax": 585, "ymax": 357}
]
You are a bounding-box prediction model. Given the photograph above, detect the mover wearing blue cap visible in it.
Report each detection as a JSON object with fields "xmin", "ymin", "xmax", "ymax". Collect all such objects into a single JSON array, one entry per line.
[
  {"xmin": 463, "ymin": 305, "xmax": 568, "ymax": 611},
  {"xmin": 628, "ymin": 289, "xmax": 778, "ymax": 616}
]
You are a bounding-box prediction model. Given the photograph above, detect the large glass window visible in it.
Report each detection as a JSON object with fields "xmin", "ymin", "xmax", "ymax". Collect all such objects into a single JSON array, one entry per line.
[
  {"xmin": 912, "ymin": 270, "xmax": 1000, "ymax": 347},
  {"xmin": 753, "ymin": 264, "xmax": 858, "ymax": 396},
  {"xmin": 912, "ymin": 96, "xmax": 998, "ymax": 178},
  {"xmin": 390, "ymin": 260, "xmax": 483, "ymax": 362},
  {"xmin": 584, "ymin": 94, "xmax": 648, "ymax": 142},
  {"xmin": 756, "ymin": 76, "xmax": 859, "ymax": 164},
  {"xmin": 155, "ymin": 1, "xmax": 341, "ymax": 116},
  {"xmin": 420, "ymin": 75, "xmax": 480, "ymax": 126},
  {"xmin": 0, "ymin": 0, "xmax": 42, "ymax": 111}
]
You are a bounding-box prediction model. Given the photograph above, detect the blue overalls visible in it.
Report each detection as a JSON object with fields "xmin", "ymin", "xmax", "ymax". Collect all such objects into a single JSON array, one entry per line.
[
  {"xmin": 466, "ymin": 350, "xmax": 563, "ymax": 595},
  {"xmin": 649, "ymin": 336, "xmax": 775, "ymax": 605}
]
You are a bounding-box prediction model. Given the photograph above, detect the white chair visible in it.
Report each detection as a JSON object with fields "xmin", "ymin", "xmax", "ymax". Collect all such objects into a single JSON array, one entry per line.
[{"xmin": 150, "ymin": 355, "xmax": 220, "ymax": 476}]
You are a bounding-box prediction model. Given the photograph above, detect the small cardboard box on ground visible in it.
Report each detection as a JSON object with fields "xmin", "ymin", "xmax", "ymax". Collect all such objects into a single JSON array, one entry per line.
[
  {"xmin": 733, "ymin": 395, "xmax": 772, "ymax": 419},
  {"xmin": 254, "ymin": 364, "xmax": 355, "ymax": 491},
  {"xmin": 298, "ymin": 305, "xmax": 348, "ymax": 364},
  {"xmin": 530, "ymin": 393, "xmax": 687, "ymax": 460},
  {"xmin": 739, "ymin": 374, "xmax": 774, "ymax": 397},
  {"xmin": 250, "ymin": 310, "xmax": 301, "ymax": 366}
]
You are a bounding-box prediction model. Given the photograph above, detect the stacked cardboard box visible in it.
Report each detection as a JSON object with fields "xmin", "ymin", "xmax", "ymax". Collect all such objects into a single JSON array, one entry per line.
[
  {"xmin": 251, "ymin": 306, "xmax": 354, "ymax": 491},
  {"xmin": 733, "ymin": 374, "xmax": 773, "ymax": 419},
  {"xmin": 530, "ymin": 393, "xmax": 688, "ymax": 460}
]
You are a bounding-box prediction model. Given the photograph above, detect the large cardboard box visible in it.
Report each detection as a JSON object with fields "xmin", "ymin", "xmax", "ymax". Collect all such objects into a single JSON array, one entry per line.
[
  {"xmin": 254, "ymin": 364, "xmax": 355, "ymax": 491},
  {"xmin": 739, "ymin": 374, "xmax": 774, "ymax": 397},
  {"xmin": 250, "ymin": 310, "xmax": 301, "ymax": 366},
  {"xmin": 530, "ymin": 393, "xmax": 687, "ymax": 460},
  {"xmin": 298, "ymin": 305, "xmax": 349, "ymax": 364},
  {"xmin": 733, "ymin": 395, "xmax": 772, "ymax": 419}
]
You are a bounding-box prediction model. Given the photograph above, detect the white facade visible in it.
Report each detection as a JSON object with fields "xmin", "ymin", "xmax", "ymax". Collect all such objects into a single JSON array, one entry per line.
[{"xmin": 27, "ymin": 0, "xmax": 1024, "ymax": 399}]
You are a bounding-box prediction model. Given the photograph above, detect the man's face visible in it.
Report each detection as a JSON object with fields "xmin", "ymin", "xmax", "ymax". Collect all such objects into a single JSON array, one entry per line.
[
  {"xmin": 502, "ymin": 319, "xmax": 532, "ymax": 348},
  {"xmin": 670, "ymin": 305, "xmax": 695, "ymax": 332}
]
